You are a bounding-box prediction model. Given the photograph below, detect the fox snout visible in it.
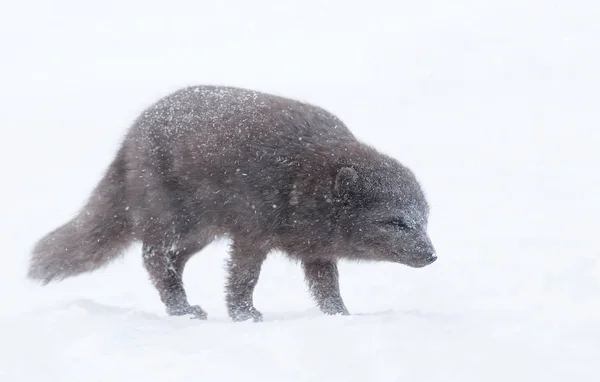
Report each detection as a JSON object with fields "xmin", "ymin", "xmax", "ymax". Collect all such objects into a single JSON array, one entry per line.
[
  {"xmin": 404, "ymin": 234, "xmax": 436, "ymax": 268},
  {"xmin": 414, "ymin": 252, "xmax": 437, "ymax": 267}
]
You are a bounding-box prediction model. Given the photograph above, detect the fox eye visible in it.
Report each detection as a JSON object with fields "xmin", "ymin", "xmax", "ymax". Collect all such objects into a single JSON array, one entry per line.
[{"xmin": 385, "ymin": 218, "xmax": 411, "ymax": 230}]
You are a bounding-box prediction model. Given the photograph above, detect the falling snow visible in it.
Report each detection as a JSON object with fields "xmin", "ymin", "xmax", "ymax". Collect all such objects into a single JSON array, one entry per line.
[{"xmin": 1, "ymin": 1, "xmax": 600, "ymax": 382}]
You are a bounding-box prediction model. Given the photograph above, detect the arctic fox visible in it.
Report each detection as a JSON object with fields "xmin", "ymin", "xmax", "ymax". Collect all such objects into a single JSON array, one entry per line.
[{"xmin": 28, "ymin": 86, "xmax": 436, "ymax": 321}]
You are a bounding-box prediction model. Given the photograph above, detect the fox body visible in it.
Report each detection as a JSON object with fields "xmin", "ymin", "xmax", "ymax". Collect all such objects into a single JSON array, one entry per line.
[{"xmin": 28, "ymin": 86, "xmax": 436, "ymax": 321}]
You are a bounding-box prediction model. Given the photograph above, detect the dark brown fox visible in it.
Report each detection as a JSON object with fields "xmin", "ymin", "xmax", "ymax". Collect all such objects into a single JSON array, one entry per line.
[{"xmin": 28, "ymin": 85, "xmax": 436, "ymax": 321}]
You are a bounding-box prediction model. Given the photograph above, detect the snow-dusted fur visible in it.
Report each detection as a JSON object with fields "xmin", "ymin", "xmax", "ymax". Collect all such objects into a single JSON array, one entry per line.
[{"xmin": 28, "ymin": 85, "xmax": 436, "ymax": 321}]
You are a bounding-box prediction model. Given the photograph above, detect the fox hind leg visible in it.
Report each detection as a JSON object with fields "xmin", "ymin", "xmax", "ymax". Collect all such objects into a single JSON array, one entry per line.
[{"xmin": 142, "ymin": 240, "xmax": 207, "ymax": 319}]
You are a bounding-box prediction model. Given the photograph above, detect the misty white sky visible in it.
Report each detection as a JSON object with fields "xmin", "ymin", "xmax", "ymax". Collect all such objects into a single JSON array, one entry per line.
[
  {"xmin": 2, "ymin": 0, "xmax": 598, "ymax": 244},
  {"xmin": 1, "ymin": 0, "xmax": 598, "ymax": 276}
]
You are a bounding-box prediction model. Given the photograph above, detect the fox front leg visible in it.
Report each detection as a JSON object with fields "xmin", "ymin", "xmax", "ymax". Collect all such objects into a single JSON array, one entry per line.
[{"xmin": 302, "ymin": 259, "xmax": 349, "ymax": 316}]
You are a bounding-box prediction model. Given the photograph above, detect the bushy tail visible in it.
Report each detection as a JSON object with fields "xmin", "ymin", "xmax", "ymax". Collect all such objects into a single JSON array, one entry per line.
[{"xmin": 28, "ymin": 147, "xmax": 134, "ymax": 284}]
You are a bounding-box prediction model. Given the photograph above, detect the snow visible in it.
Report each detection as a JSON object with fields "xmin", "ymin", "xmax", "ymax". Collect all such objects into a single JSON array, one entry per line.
[{"xmin": 1, "ymin": 0, "xmax": 599, "ymax": 381}]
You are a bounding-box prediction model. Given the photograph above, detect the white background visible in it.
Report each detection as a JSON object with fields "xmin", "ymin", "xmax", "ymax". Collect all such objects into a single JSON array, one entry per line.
[{"xmin": 0, "ymin": 0, "xmax": 599, "ymax": 381}]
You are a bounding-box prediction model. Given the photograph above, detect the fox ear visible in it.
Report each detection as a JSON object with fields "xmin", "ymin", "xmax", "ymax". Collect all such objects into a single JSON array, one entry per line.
[{"xmin": 334, "ymin": 167, "xmax": 358, "ymax": 199}]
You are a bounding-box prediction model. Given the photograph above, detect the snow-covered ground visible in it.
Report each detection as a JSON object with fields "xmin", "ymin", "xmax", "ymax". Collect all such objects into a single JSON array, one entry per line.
[{"xmin": 1, "ymin": 0, "xmax": 599, "ymax": 381}]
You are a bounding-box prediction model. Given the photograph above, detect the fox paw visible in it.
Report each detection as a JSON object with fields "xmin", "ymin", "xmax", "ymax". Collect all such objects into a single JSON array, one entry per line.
[
  {"xmin": 167, "ymin": 304, "xmax": 207, "ymax": 320},
  {"xmin": 229, "ymin": 307, "xmax": 263, "ymax": 322},
  {"xmin": 320, "ymin": 300, "xmax": 350, "ymax": 316}
]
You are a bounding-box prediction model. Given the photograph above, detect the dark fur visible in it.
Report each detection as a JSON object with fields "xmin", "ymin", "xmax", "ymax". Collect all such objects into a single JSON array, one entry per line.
[{"xmin": 28, "ymin": 85, "xmax": 436, "ymax": 321}]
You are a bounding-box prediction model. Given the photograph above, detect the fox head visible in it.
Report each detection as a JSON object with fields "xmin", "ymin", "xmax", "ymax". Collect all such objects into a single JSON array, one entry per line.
[{"xmin": 330, "ymin": 161, "xmax": 436, "ymax": 268}]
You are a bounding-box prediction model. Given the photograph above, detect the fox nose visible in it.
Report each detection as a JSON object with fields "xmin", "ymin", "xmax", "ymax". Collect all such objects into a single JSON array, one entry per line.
[{"xmin": 426, "ymin": 253, "xmax": 437, "ymax": 264}]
